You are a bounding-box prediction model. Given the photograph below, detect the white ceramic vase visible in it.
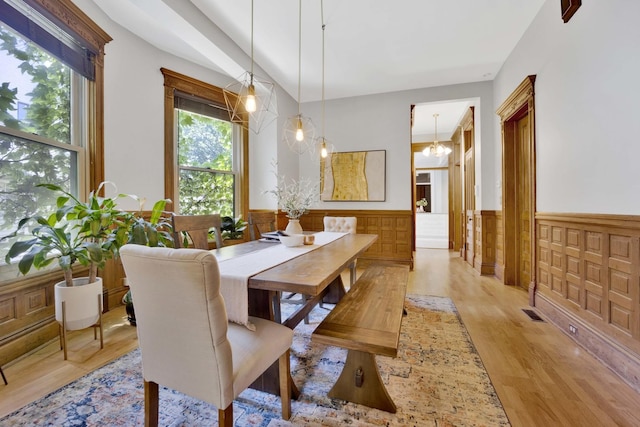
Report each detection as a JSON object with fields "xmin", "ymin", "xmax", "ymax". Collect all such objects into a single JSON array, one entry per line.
[
  {"xmin": 285, "ymin": 219, "xmax": 303, "ymax": 235},
  {"xmin": 55, "ymin": 277, "xmax": 103, "ymax": 330}
]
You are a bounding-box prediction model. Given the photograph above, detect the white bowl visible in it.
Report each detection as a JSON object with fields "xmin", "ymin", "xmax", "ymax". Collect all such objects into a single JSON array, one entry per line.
[{"xmin": 279, "ymin": 234, "xmax": 304, "ymax": 247}]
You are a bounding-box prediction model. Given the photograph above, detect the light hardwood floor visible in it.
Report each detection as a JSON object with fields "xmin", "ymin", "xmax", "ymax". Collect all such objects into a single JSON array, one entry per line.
[{"xmin": 1, "ymin": 248, "xmax": 640, "ymax": 426}]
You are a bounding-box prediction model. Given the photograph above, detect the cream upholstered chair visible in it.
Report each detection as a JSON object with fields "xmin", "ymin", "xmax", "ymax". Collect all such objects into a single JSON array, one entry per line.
[
  {"xmin": 172, "ymin": 213, "xmax": 223, "ymax": 249},
  {"xmin": 120, "ymin": 245, "xmax": 292, "ymax": 427},
  {"xmin": 324, "ymin": 216, "xmax": 358, "ymax": 285},
  {"xmin": 323, "ymin": 216, "xmax": 357, "ymax": 235},
  {"xmin": 248, "ymin": 211, "xmax": 276, "ymax": 241}
]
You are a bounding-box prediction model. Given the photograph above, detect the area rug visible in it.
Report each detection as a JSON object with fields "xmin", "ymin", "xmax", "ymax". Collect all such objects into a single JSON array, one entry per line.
[{"xmin": 1, "ymin": 295, "xmax": 510, "ymax": 426}]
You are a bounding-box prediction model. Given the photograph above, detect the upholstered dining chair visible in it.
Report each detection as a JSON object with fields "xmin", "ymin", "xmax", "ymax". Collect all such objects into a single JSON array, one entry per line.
[
  {"xmin": 172, "ymin": 213, "xmax": 223, "ymax": 249},
  {"xmin": 324, "ymin": 216, "xmax": 358, "ymax": 286},
  {"xmin": 248, "ymin": 211, "xmax": 277, "ymax": 241},
  {"xmin": 120, "ymin": 245, "xmax": 293, "ymax": 427}
]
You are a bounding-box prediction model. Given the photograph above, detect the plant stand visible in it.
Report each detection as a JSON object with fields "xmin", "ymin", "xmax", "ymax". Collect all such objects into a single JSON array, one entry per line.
[{"xmin": 55, "ymin": 278, "xmax": 104, "ymax": 360}]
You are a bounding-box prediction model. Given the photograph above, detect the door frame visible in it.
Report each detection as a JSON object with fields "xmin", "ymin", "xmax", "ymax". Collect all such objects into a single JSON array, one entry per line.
[{"xmin": 497, "ymin": 75, "xmax": 537, "ymax": 304}]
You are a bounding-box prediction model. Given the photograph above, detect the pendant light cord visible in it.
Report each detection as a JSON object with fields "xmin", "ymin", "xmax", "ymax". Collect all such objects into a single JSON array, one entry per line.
[
  {"xmin": 321, "ymin": 0, "xmax": 325, "ymax": 138},
  {"xmin": 250, "ymin": 0, "xmax": 254, "ymax": 78},
  {"xmin": 297, "ymin": 0, "xmax": 302, "ymax": 115}
]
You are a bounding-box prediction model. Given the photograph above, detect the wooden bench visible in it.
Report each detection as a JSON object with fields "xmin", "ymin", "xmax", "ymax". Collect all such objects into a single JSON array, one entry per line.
[{"xmin": 311, "ymin": 264, "xmax": 409, "ymax": 413}]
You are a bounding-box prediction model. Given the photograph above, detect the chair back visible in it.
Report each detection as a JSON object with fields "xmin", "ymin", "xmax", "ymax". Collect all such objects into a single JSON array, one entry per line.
[
  {"xmin": 248, "ymin": 211, "xmax": 276, "ymax": 240},
  {"xmin": 120, "ymin": 245, "xmax": 234, "ymax": 407},
  {"xmin": 323, "ymin": 216, "xmax": 357, "ymax": 234},
  {"xmin": 172, "ymin": 213, "xmax": 223, "ymax": 249}
]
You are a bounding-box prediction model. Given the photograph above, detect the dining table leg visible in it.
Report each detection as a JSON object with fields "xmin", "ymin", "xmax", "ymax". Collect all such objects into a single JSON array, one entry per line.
[{"xmin": 248, "ymin": 289, "xmax": 300, "ymax": 399}]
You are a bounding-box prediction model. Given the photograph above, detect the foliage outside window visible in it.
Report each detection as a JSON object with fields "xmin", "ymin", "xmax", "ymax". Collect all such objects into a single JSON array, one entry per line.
[
  {"xmin": 176, "ymin": 108, "xmax": 238, "ymax": 218},
  {"xmin": 0, "ymin": 21, "xmax": 86, "ymax": 274}
]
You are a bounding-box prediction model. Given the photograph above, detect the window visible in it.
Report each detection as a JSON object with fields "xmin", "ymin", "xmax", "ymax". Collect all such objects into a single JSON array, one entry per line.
[
  {"xmin": 175, "ymin": 93, "xmax": 240, "ymax": 217},
  {"xmin": 0, "ymin": 0, "xmax": 110, "ymax": 280},
  {"xmin": 162, "ymin": 68, "xmax": 248, "ymax": 219}
]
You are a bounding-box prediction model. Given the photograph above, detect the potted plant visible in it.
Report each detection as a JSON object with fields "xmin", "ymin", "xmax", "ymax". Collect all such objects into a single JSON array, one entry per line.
[
  {"xmin": 416, "ymin": 198, "xmax": 428, "ymax": 212},
  {"xmin": 221, "ymin": 215, "xmax": 248, "ymax": 241},
  {"xmin": 2, "ymin": 182, "xmax": 170, "ymax": 330},
  {"xmin": 120, "ymin": 199, "xmax": 173, "ymax": 325}
]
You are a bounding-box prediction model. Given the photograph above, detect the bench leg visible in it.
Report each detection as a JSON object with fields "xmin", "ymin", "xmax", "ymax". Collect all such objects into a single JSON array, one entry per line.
[{"xmin": 328, "ymin": 349, "xmax": 396, "ymax": 413}]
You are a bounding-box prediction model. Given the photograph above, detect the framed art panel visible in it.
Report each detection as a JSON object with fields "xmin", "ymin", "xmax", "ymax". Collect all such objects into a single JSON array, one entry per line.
[{"xmin": 320, "ymin": 150, "xmax": 386, "ymax": 201}]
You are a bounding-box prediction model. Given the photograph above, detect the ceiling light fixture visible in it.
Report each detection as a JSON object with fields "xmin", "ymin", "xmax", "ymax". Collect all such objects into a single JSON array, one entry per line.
[
  {"xmin": 283, "ymin": 0, "xmax": 316, "ymax": 155},
  {"xmin": 423, "ymin": 113, "xmax": 452, "ymax": 157},
  {"xmin": 223, "ymin": 0, "xmax": 277, "ymax": 134},
  {"xmin": 314, "ymin": 0, "xmax": 334, "ymax": 160}
]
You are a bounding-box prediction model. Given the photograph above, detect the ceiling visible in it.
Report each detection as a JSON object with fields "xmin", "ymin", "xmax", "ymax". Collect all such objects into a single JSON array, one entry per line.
[{"xmin": 89, "ymin": 0, "xmax": 545, "ymax": 142}]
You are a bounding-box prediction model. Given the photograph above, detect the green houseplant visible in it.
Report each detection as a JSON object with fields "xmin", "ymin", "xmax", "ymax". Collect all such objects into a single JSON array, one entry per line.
[
  {"xmin": 221, "ymin": 215, "xmax": 248, "ymax": 240},
  {"xmin": 2, "ymin": 181, "xmax": 171, "ymax": 328}
]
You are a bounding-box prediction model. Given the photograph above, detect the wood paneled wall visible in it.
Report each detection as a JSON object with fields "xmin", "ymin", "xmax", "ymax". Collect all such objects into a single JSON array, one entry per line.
[
  {"xmin": 279, "ymin": 209, "xmax": 414, "ymax": 269},
  {"xmin": 473, "ymin": 211, "xmax": 498, "ymax": 275},
  {"xmin": 536, "ymin": 213, "xmax": 640, "ymax": 392},
  {"xmin": 0, "ymin": 265, "xmax": 89, "ymax": 366}
]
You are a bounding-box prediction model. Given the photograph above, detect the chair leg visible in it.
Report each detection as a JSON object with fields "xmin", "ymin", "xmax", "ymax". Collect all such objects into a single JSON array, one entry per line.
[
  {"xmin": 218, "ymin": 404, "xmax": 233, "ymax": 427},
  {"xmin": 0, "ymin": 366, "xmax": 7, "ymax": 385},
  {"xmin": 279, "ymin": 349, "xmax": 291, "ymax": 420},
  {"xmin": 144, "ymin": 380, "xmax": 159, "ymax": 427}
]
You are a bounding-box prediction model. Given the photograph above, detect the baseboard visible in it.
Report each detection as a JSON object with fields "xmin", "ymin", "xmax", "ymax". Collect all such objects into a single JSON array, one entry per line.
[{"xmin": 536, "ymin": 293, "xmax": 640, "ymax": 393}]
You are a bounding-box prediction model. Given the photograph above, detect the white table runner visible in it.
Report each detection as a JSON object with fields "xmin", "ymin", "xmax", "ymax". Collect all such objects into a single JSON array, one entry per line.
[{"xmin": 216, "ymin": 231, "xmax": 346, "ymax": 330}]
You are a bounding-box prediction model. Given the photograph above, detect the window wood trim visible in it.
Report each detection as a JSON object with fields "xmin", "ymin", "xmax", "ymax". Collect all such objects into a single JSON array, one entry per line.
[
  {"xmin": 27, "ymin": 0, "xmax": 111, "ymax": 191},
  {"xmin": 160, "ymin": 67, "xmax": 248, "ymax": 217}
]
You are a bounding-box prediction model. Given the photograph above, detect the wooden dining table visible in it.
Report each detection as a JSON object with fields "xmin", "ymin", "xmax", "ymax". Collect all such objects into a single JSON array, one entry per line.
[{"xmin": 210, "ymin": 232, "xmax": 378, "ymax": 396}]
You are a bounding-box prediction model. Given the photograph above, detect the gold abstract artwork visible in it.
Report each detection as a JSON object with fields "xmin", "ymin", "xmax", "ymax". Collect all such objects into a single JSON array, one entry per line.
[{"xmin": 320, "ymin": 150, "xmax": 386, "ymax": 201}]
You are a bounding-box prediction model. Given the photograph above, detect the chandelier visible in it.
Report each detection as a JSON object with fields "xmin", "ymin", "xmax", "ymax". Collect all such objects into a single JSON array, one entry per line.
[
  {"xmin": 283, "ymin": 0, "xmax": 316, "ymax": 155},
  {"xmin": 223, "ymin": 0, "xmax": 277, "ymax": 134},
  {"xmin": 423, "ymin": 113, "xmax": 452, "ymax": 157},
  {"xmin": 313, "ymin": 0, "xmax": 334, "ymax": 159}
]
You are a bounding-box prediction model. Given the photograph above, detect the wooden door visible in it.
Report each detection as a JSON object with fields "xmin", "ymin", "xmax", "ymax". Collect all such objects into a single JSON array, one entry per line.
[
  {"xmin": 516, "ymin": 116, "xmax": 531, "ymax": 289},
  {"xmin": 497, "ymin": 76, "xmax": 536, "ymax": 301}
]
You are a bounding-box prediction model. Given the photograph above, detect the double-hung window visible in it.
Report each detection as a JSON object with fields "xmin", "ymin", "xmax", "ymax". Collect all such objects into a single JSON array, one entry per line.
[
  {"xmin": 162, "ymin": 68, "xmax": 247, "ymax": 220},
  {"xmin": 0, "ymin": 0, "xmax": 110, "ymax": 280}
]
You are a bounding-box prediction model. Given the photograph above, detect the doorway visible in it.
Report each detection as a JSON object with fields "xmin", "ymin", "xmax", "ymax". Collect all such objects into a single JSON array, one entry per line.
[
  {"xmin": 415, "ymin": 168, "xmax": 449, "ymax": 248},
  {"xmin": 498, "ymin": 76, "xmax": 536, "ymax": 301}
]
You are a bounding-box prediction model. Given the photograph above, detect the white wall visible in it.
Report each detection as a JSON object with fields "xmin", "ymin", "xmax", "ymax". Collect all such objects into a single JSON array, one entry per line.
[
  {"xmin": 75, "ymin": 0, "xmax": 497, "ymax": 214},
  {"xmin": 494, "ymin": 0, "xmax": 640, "ymax": 214},
  {"xmin": 301, "ymin": 82, "xmax": 495, "ymax": 211},
  {"xmin": 74, "ymin": 0, "xmax": 298, "ymax": 212}
]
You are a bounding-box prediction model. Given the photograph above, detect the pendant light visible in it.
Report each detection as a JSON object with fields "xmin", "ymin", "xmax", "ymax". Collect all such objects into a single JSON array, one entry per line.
[
  {"xmin": 423, "ymin": 114, "xmax": 452, "ymax": 157},
  {"xmin": 224, "ymin": 0, "xmax": 277, "ymax": 134},
  {"xmin": 283, "ymin": 0, "xmax": 316, "ymax": 155},
  {"xmin": 314, "ymin": 0, "xmax": 334, "ymax": 160}
]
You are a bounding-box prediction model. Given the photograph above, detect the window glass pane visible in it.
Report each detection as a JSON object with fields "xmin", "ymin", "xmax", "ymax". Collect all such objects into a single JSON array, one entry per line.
[
  {"xmin": 0, "ymin": 131, "xmax": 77, "ymax": 244},
  {"xmin": 177, "ymin": 109, "xmax": 232, "ymax": 171},
  {"xmin": 177, "ymin": 108, "xmax": 237, "ymax": 217},
  {"xmin": 178, "ymin": 169, "xmax": 235, "ymax": 217},
  {"xmin": 0, "ymin": 22, "xmax": 71, "ymax": 144}
]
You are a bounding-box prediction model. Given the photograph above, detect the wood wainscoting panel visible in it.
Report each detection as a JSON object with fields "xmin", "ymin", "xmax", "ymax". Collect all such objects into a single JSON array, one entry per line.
[
  {"xmin": 0, "ymin": 270, "xmax": 65, "ymax": 365},
  {"xmin": 535, "ymin": 212, "xmax": 640, "ymax": 392},
  {"xmin": 473, "ymin": 211, "xmax": 498, "ymax": 275},
  {"xmin": 495, "ymin": 212, "xmax": 504, "ymax": 280}
]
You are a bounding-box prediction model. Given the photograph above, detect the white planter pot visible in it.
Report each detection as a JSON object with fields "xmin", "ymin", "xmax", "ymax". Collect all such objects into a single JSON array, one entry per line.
[{"xmin": 55, "ymin": 277, "xmax": 103, "ymax": 331}]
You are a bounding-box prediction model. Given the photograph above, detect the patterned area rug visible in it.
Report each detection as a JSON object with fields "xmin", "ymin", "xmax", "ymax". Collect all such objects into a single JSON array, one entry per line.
[{"xmin": 1, "ymin": 295, "xmax": 510, "ymax": 426}]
